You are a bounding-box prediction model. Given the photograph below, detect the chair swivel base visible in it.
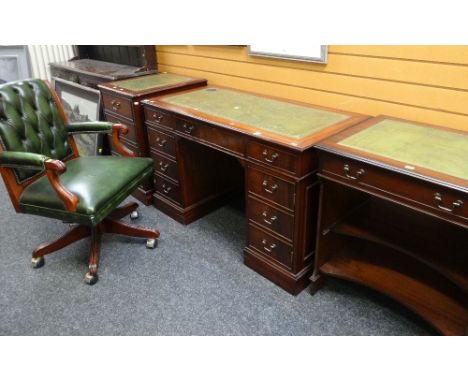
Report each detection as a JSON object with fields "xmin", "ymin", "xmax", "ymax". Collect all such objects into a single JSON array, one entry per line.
[{"xmin": 30, "ymin": 202, "xmax": 160, "ymax": 285}]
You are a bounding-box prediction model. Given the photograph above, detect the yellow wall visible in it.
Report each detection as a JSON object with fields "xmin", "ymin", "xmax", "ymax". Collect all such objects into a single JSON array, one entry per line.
[{"xmin": 156, "ymin": 45, "xmax": 468, "ymax": 132}]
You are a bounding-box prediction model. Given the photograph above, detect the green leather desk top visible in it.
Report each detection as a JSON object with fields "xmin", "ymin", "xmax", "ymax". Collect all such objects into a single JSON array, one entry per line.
[
  {"xmin": 109, "ymin": 73, "xmax": 197, "ymax": 92},
  {"xmin": 160, "ymin": 88, "xmax": 350, "ymax": 139},
  {"xmin": 339, "ymin": 119, "xmax": 468, "ymax": 181}
]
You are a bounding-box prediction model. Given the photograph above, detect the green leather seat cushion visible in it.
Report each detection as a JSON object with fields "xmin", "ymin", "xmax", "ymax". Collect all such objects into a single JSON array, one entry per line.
[{"xmin": 19, "ymin": 156, "xmax": 153, "ymax": 226}]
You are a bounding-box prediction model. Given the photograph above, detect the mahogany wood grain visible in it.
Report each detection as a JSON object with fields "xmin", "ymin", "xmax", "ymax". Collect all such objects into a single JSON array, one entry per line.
[
  {"xmin": 99, "ymin": 74, "xmax": 207, "ymax": 206},
  {"xmin": 102, "ymin": 218, "xmax": 160, "ymax": 240},
  {"xmin": 247, "ymin": 167, "xmax": 296, "ymax": 211},
  {"xmin": 146, "ymin": 126, "xmax": 177, "ymax": 158},
  {"xmin": 108, "ymin": 202, "xmax": 139, "ymax": 220},
  {"xmin": 313, "ymin": 118, "xmax": 468, "ymax": 334},
  {"xmin": 247, "ymin": 195, "xmax": 294, "ymax": 242},
  {"xmin": 88, "ymin": 226, "xmax": 101, "ymax": 276},
  {"xmin": 44, "ymin": 159, "xmax": 79, "ymax": 212},
  {"xmin": 320, "ymin": 152, "xmax": 468, "ymax": 229},
  {"xmin": 150, "ymin": 151, "xmax": 179, "ymax": 182},
  {"xmin": 112, "ymin": 124, "xmax": 136, "ymax": 157},
  {"xmin": 142, "ymin": 87, "xmax": 367, "ymax": 294},
  {"xmin": 32, "ymin": 225, "xmax": 90, "ymax": 258},
  {"xmin": 247, "ymin": 223, "xmax": 293, "ymax": 269},
  {"xmin": 154, "ymin": 175, "xmax": 182, "ymax": 205},
  {"xmin": 30, "ymin": 202, "xmax": 160, "ymax": 282},
  {"xmin": 144, "ymin": 108, "xmax": 176, "ymax": 129},
  {"xmin": 104, "ymin": 113, "xmax": 137, "ymax": 143},
  {"xmin": 102, "ymin": 93, "xmax": 134, "ymax": 120}
]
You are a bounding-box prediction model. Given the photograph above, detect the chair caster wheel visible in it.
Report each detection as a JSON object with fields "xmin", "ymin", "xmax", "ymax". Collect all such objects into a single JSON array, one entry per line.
[
  {"xmin": 31, "ymin": 257, "xmax": 45, "ymax": 268},
  {"xmin": 130, "ymin": 211, "xmax": 139, "ymax": 220},
  {"xmin": 84, "ymin": 272, "xmax": 98, "ymax": 285},
  {"xmin": 146, "ymin": 238, "xmax": 157, "ymax": 249}
]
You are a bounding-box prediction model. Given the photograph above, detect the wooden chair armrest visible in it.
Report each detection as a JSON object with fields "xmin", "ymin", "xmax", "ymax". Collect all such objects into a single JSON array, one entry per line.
[
  {"xmin": 44, "ymin": 159, "xmax": 79, "ymax": 213},
  {"xmin": 112, "ymin": 124, "xmax": 136, "ymax": 157}
]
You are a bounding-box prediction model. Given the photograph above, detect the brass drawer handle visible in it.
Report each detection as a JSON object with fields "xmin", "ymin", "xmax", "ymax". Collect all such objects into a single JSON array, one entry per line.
[
  {"xmin": 111, "ymin": 100, "xmax": 121, "ymax": 111},
  {"xmin": 262, "ymin": 211, "xmax": 278, "ymax": 225},
  {"xmin": 152, "ymin": 113, "xmax": 163, "ymax": 123},
  {"xmin": 434, "ymin": 193, "xmax": 464, "ymax": 213},
  {"xmin": 155, "ymin": 137, "xmax": 167, "ymax": 147},
  {"xmin": 183, "ymin": 123, "xmax": 195, "ymax": 134},
  {"xmin": 262, "ymin": 179, "xmax": 279, "ymax": 194},
  {"xmin": 159, "ymin": 161, "xmax": 169, "ymax": 172},
  {"xmin": 261, "ymin": 239, "xmax": 277, "ymax": 253},
  {"xmin": 162, "ymin": 184, "xmax": 172, "ymax": 194},
  {"xmin": 344, "ymin": 164, "xmax": 365, "ymax": 180},
  {"xmin": 262, "ymin": 149, "xmax": 279, "ymax": 163}
]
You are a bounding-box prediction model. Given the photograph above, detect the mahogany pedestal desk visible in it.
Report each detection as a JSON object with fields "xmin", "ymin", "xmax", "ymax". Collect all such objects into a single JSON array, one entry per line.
[
  {"xmin": 311, "ymin": 116, "xmax": 468, "ymax": 335},
  {"xmin": 141, "ymin": 86, "xmax": 367, "ymax": 294},
  {"xmin": 98, "ymin": 73, "xmax": 207, "ymax": 204}
]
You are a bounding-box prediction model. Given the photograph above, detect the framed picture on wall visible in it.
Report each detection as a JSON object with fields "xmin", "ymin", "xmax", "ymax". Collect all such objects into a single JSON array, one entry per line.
[
  {"xmin": 53, "ymin": 77, "xmax": 102, "ymax": 156},
  {"xmin": 248, "ymin": 45, "xmax": 327, "ymax": 64},
  {"xmin": 0, "ymin": 46, "xmax": 31, "ymax": 84}
]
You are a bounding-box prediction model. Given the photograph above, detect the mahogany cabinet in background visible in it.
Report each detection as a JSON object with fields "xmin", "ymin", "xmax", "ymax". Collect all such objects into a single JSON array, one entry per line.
[{"xmin": 99, "ymin": 73, "xmax": 207, "ymax": 204}]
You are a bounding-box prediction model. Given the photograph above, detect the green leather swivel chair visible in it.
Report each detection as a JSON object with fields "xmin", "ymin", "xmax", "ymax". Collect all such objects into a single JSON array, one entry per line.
[{"xmin": 0, "ymin": 79, "xmax": 160, "ymax": 284}]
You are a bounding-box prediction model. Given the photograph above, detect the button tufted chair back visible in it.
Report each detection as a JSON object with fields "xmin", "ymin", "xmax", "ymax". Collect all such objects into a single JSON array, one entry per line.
[{"xmin": 0, "ymin": 79, "xmax": 75, "ymax": 182}]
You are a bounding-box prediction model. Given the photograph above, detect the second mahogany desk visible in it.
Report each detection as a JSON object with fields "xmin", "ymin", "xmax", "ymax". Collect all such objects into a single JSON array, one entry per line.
[
  {"xmin": 141, "ymin": 87, "xmax": 367, "ymax": 294},
  {"xmin": 311, "ymin": 116, "xmax": 468, "ymax": 334}
]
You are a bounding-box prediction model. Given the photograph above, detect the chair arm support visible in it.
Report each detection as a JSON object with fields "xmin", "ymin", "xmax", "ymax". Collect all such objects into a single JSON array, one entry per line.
[
  {"xmin": 65, "ymin": 122, "xmax": 113, "ymax": 134},
  {"xmin": 0, "ymin": 151, "xmax": 48, "ymax": 170},
  {"xmin": 112, "ymin": 124, "xmax": 136, "ymax": 157},
  {"xmin": 0, "ymin": 152, "xmax": 79, "ymax": 213},
  {"xmin": 44, "ymin": 159, "xmax": 79, "ymax": 213}
]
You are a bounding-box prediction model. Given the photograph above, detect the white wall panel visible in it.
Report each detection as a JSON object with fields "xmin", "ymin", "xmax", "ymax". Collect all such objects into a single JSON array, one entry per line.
[{"xmin": 27, "ymin": 45, "xmax": 74, "ymax": 80}]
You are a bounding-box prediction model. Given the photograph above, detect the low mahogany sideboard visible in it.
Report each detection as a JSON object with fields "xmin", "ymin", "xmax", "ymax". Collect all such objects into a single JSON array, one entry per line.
[
  {"xmin": 141, "ymin": 86, "xmax": 368, "ymax": 294},
  {"xmin": 98, "ymin": 73, "xmax": 207, "ymax": 204},
  {"xmin": 311, "ymin": 116, "xmax": 468, "ymax": 335}
]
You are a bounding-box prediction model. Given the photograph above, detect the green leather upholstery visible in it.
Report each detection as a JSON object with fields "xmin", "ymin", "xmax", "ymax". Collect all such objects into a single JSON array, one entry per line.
[
  {"xmin": 66, "ymin": 121, "xmax": 113, "ymax": 134},
  {"xmin": 0, "ymin": 79, "xmax": 154, "ymax": 227},
  {"xmin": 0, "ymin": 151, "xmax": 48, "ymax": 170},
  {"xmin": 0, "ymin": 79, "xmax": 74, "ymax": 182},
  {"xmin": 20, "ymin": 156, "xmax": 153, "ymax": 226}
]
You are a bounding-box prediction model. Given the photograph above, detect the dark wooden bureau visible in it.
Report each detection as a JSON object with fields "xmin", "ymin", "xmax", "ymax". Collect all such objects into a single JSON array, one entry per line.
[
  {"xmin": 50, "ymin": 46, "xmax": 157, "ymax": 89},
  {"xmin": 98, "ymin": 73, "xmax": 207, "ymax": 204},
  {"xmin": 142, "ymin": 86, "xmax": 367, "ymax": 294},
  {"xmin": 312, "ymin": 116, "xmax": 468, "ymax": 335}
]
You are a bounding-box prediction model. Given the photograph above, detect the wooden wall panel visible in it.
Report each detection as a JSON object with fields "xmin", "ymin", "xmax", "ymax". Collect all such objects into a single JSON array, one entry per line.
[{"xmin": 156, "ymin": 45, "xmax": 468, "ymax": 132}]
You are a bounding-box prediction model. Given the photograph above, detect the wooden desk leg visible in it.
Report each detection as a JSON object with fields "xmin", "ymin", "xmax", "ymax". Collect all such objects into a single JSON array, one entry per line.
[
  {"xmin": 309, "ymin": 272, "xmax": 325, "ymax": 295},
  {"xmin": 310, "ymin": 179, "xmax": 369, "ymax": 296}
]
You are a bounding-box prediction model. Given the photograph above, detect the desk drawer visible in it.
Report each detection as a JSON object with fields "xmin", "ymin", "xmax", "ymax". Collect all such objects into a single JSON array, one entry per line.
[
  {"xmin": 144, "ymin": 107, "xmax": 175, "ymax": 129},
  {"xmin": 247, "ymin": 167, "xmax": 295, "ymax": 211},
  {"xmin": 321, "ymin": 152, "xmax": 468, "ymax": 222},
  {"xmin": 247, "ymin": 196, "xmax": 294, "ymax": 241},
  {"xmin": 154, "ymin": 175, "xmax": 182, "ymax": 204},
  {"xmin": 248, "ymin": 224, "xmax": 293, "ymax": 269},
  {"xmin": 102, "ymin": 93, "xmax": 133, "ymax": 120},
  {"xmin": 147, "ymin": 126, "xmax": 177, "ymax": 158},
  {"xmin": 151, "ymin": 150, "xmax": 179, "ymax": 183},
  {"xmin": 247, "ymin": 141, "xmax": 298, "ymax": 175},
  {"xmin": 104, "ymin": 113, "xmax": 137, "ymax": 143},
  {"xmin": 174, "ymin": 118, "xmax": 244, "ymax": 157}
]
